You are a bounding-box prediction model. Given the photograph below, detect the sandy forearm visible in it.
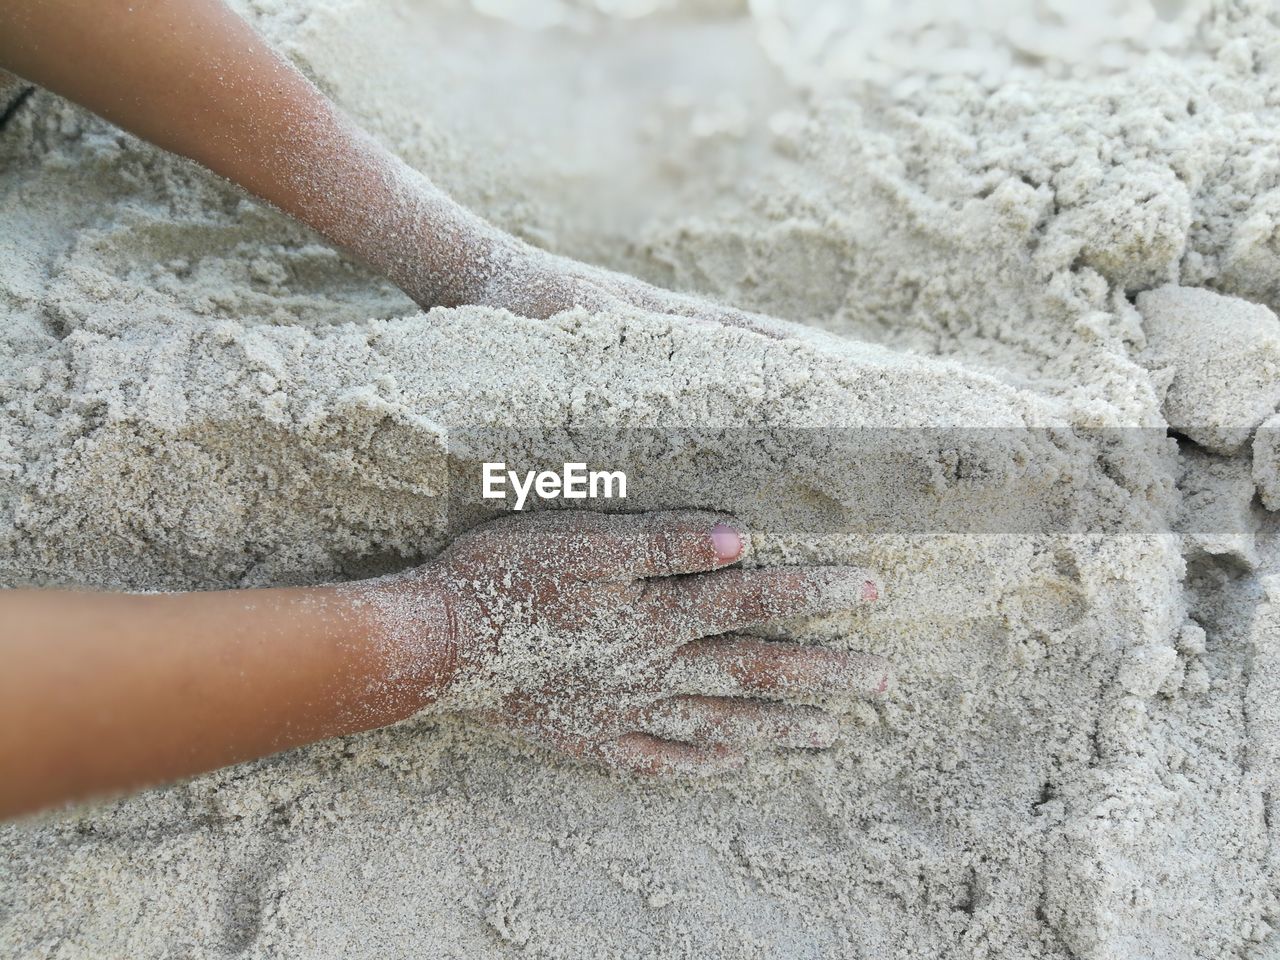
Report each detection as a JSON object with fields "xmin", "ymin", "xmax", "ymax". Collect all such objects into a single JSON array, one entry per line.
[
  {"xmin": 0, "ymin": 0, "xmax": 509, "ymax": 308},
  {"xmin": 0, "ymin": 583, "xmax": 451, "ymax": 819},
  {"xmin": 0, "ymin": 0, "xmax": 789, "ymax": 332}
]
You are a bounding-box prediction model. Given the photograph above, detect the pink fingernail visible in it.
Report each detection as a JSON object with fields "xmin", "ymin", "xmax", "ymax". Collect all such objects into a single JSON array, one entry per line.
[
  {"xmin": 710, "ymin": 523, "xmax": 743, "ymax": 562},
  {"xmin": 861, "ymin": 579, "xmax": 879, "ymax": 602},
  {"xmin": 808, "ymin": 715, "xmax": 839, "ymax": 748}
]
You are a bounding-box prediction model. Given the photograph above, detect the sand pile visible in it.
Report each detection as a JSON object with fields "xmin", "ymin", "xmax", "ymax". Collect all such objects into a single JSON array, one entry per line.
[{"xmin": 2, "ymin": 0, "xmax": 1280, "ymax": 956}]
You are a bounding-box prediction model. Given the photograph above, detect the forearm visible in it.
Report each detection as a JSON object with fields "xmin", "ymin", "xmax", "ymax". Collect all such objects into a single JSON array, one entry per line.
[
  {"xmin": 0, "ymin": 0, "xmax": 507, "ymax": 307},
  {"xmin": 0, "ymin": 583, "xmax": 451, "ymax": 819}
]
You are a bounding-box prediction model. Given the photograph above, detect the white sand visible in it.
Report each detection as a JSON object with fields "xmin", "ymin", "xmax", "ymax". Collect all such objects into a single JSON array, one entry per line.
[{"xmin": 2, "ymin": 0, "xmax": 1280, "ymax": 956}]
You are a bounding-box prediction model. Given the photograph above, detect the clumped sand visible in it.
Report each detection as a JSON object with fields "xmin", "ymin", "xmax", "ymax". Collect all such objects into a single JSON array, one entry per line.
[{"xmin": 3, "ymin": 0, "xmax": 1280, "ymax": 957}]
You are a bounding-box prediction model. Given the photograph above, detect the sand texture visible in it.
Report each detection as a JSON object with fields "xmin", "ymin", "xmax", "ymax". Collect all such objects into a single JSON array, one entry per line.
[{"xmin": 3, "ymin": 1, "xmax": 1280, "ymax": 957}]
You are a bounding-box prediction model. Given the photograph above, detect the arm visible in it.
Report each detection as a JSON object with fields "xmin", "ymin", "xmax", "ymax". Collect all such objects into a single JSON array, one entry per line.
[
  {"xmin": 0, "ymin": 0, "xmax": 789, "ymax": 333},
  {"xmin": 0, "ymin": 511, "xmax": 888, "ymax": 820},
  {"xmin": 0, "ymin": 583, "xmax": 452, "ymax": 820},
  {"xmin": 0, "ymin": 0, "xmax": 501, "ymax": 311}
]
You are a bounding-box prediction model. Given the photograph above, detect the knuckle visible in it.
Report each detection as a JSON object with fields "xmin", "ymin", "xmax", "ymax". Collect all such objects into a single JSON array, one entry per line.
[
  {"xmin": 738, "ymin": 576, "xmax": 772, "ymax": 621},
  {"xmin": 645, "ymin": 525, "xmax": 681, "ymax": 578},
  {"xmin": 637, "ymin": 578, "xmax": 678, "ymax": 620}
]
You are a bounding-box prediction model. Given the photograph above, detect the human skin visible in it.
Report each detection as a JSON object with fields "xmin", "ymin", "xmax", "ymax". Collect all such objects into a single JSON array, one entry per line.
[
  {"xmin": 0, "ymin": 511, "xmax": 888, "ymax": 820},
  {"xmin": 0, "ymin": 2, "xmax": 886, "ymax": 821},
  {"xmin": 0, "ymin": 0, "xmax": 789, "ymax": 334}
]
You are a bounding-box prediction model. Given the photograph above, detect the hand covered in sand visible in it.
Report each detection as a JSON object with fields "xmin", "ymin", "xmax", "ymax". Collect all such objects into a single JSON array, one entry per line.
[
  {"xmin": 476, "ymin": 246, "xmax": 796, "ymax": 339},
  {"xmin": 386, "ymin": 511, "xmax": 889, "ymax": 776}
]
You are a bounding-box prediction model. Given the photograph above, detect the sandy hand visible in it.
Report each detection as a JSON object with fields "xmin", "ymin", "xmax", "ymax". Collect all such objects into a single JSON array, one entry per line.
[
  {"xmin": 385, "ymin": 511, "xmax": 888, "ymax": 777},
  {"xmin": 384, "ymin": 172, "xmax": 794, "ymax": 337},
  {"xmin": 476, "ymin": 247, "xmax": 797, "ymax": 339}
]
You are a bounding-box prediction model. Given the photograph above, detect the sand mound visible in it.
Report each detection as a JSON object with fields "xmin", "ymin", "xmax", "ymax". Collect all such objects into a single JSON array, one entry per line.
[{"xmin": 2, "ymin": 1, "xmax": 1279, "ymax": 957}]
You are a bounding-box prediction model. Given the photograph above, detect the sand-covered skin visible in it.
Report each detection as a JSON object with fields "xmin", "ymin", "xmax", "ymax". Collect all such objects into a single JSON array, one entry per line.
[{"xmin": 2, "ymin": 0, "xmax": 1280, "ymax": 957}]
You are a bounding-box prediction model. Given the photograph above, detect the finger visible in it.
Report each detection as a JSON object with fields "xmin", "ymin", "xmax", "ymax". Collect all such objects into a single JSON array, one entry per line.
[
  {"xmin": 597, "ymin": 732, "xmax": 745, "ymax": 777},
  {"xmin": 608, "ymin": 274, "xmax": 673, "ymax": 314},
  {"xmin": 505, "ymin": 271, "xmax": 614, "ymax": 320},
  {"xmin": 520, "ymin": 510, "xmax": 748, "ymax": 581},
  {"xmin": 676, "ymin": 300, "xmax": 793, "ymax": 340},
  {"xmin": 619, "ymin": 276, "xmax": 793, "ymax": 340},
  {"xmin": 673, "ymin": 635, "xmax": 892, "ymax": 698},
  {"xmin": 616, "ymin": 512, "xmax": 747, "ymax": 579},
  {"xmin": 645, "ymin": 566, "xmax": 880, "ymax": 637},
  {"xmin": 658, "ymin": 283, "xmax": 789, "ymax": 338},
  {"xmin": 638, "ymin": 695, "xmax": 839, "ymax": 749}
]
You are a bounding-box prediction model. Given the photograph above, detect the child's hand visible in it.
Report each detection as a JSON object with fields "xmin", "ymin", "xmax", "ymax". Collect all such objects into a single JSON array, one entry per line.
[
  {"xmin": 375, "ymin": 511, "xmax": 888, "ymax": 777},
  {"xmin": 0, "ymin": 0, "xmax": 795, "ymax": 340},
  {"xmin": 476, "ymin": 246, "xmax": 796, "ymax": 339}
]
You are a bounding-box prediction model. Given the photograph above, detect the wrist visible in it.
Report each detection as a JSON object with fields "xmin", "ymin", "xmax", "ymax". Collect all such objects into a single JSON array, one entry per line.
[
  {"xmin": 336, "ymin": 569, "xmax": 460, "ymax": 711},
  {"xmin": 377, "ymin": 164, "xmax": 519, "ymax": 311}
]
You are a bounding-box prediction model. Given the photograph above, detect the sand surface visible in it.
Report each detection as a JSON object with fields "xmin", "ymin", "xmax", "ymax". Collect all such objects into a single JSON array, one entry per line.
[{"xmin": 3, "ymin": 0, "xmax": 1280, "ymax": 956}]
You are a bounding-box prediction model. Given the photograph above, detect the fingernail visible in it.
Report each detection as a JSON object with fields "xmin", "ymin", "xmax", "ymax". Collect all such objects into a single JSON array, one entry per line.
[
  {"xmin": 810, "ymin": 569, "xmax": 882, "ymax": 609},
  {"xmin": 841, "ymin": 657, "xmax": 893, "ymax": 697},
  {"xmin": 806, "ymin": 714, "xmax": 840, "ymax": 748},
  {"xmin": 868, "ymin": 664, "xmax": 895, "ymax": 697},
  {"xmin": 710, "ymin": 523, "xmax": 743, "ymax": 562}
]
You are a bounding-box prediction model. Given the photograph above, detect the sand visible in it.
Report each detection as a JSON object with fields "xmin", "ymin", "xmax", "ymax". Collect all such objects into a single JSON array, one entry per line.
[{"xmin": 2, "ymin": 0, "xmax": 1280, "ymax": 956}]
